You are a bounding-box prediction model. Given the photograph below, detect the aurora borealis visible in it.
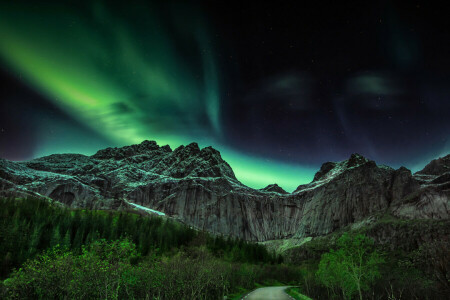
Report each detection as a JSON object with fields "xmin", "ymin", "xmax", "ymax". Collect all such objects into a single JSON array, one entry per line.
[{"xmin": 1, "ymin": 1, "xmax": 449, "ymax": 191}]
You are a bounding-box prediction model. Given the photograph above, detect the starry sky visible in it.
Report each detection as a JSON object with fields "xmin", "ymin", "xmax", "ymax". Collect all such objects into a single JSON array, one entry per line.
[{"xmin": 0, "ymin": 0, "xmax": 449, "ymax": 191}]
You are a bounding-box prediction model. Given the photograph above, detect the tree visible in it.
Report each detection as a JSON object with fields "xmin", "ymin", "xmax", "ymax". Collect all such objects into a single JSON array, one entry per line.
[
  {"xmin": 50, "ymin": 226, "xmax": 61, "ymax": 248},
  {"xmin": 60, "ymin": 230, "xmax": 71, "ymax": 250},
  {"xmin": 316, "ymin": 233, "xmax": 384, "ymax": 300},
  {"xmin": 28, "ymin": 225, "xmax": 42, "ymax": 257}
]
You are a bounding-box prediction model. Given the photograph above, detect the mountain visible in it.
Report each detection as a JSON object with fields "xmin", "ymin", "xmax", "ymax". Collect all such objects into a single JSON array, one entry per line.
[{"xmin": 1, "ymin": 141, "xmax": 449, "ymax": 241}]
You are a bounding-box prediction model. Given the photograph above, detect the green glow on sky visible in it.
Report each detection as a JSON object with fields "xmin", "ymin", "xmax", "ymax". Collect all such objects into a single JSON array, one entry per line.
[
  {"xmin": 0, "ymin": 1, "xmax": 315, "ymax": 191},
  {"xmin": 220, "ymin": 147, "xmax": 315, "ymax": 191}
]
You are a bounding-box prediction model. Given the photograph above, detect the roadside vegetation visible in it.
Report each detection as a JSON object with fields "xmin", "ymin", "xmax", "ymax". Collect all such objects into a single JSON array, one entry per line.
[
  {"xmin": 286, "ymin": 225, "xmax": 449, "ymax": 299},
  {"xmin": 286, "ymin": 287, "xmax": 313, "ymax": 300},
  {"xmin": 0, "ymin": 197, "xmax": 448, "ymax": 299},
  {"xmin": 0, "ymin": 197, "xmax": 299, "ymax": 299}
]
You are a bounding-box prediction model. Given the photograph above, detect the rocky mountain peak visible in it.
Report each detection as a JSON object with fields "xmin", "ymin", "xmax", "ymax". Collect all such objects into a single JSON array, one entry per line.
[
  {"xmin": 346, "ymin": 153, "xmax": 370, "ymax": 168},
  {"xmin": 1, "ymin": 142, "xmax": 448, "ymax": 242},
  {"xmin": 140, "ymin": 140, "xmax": 159, "ymax": 149},
  {"xmin": 416, "ymin": 154, "xmax": 450, "ymax": 176},
  {"xmin": 260, "ymin": 184, "xmax": 288, "ymax": 194},
  {"xmin": 396, "ymin": 166, "xmax": 412, "ymax": 174},
  {"xmin": 161, "ymin": 145, "xmax": 172, "ymax": 152},
  {"xmin": 173, "ymin": 142, "xmax": 201, "ymax": 156},
  {"xmin": 313, "ymin": 161, "xmax": 337, "ymax": 181},
  {"xmin": 186, "ymin": 142, "xmax": 200, "ymax": 151},
  {"xmin": 312, "ymin": 153, "xmax": 372, "ymax": 182},
  {"xmin": 92, "ymin": 140, "xmax": 165, "ymax": 159},
  {"xmin": 156, "ymin": 142, "xmax": 236, "ymax": 180}
]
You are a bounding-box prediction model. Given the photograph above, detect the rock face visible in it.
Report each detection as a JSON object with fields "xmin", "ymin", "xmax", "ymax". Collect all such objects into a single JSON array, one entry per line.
[
  {"xmin": 0, "ymin": 141, "xmax": 449, "ymax": 241},
  {"xmin": 416, "ymin": 155, "xmax": 450, "ymax": 176},
  {"xmin": 260, "ymin": 184, "xmax": 288, "ymax": 194}
]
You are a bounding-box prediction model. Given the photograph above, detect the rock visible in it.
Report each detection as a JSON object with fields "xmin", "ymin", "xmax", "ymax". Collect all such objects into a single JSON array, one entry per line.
[
  {"xmin": 416, "ymin": 154, "xmax": 450, "ymax": 176},
  {"xmin": 312, "ymin": 161, "xmax": 336, "ymax": 181},
  {"xmin": 292, "ymin": 156, "xmax": 395, "ymax": 237},
  {"xmin": 346, "ymin": 153, "xmax": 370, "ymax": 168},
  {"xmin": 0, "ymin": 141, "xmax": 449, "ymax": 241},
  {"xmin": 260, "ymin": 184, "xmax": 288, "ymax": 194},
  {"xmin": 390, "ymin": 167, "xmax": 420, "ymax": 205}
]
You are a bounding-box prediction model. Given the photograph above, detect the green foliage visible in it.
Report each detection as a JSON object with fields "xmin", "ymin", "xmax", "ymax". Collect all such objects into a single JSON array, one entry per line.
[
  {"xmin": 1, "ymin": 197, "xmax": 447, "ymax": 299},
  {"xmin": 2, "ymin": 239, "xmax": 144, "ymax": 299},
  {"xmin": 284, "ymin": 214, "xmax": 450, "ymax": 299},
  {"xmin": 3, "ymin": 246, "xmax": 74, "ymax": 299},
  {"xmin": 285, "ymin": 287, "xmax": 313, "ymax": 300},
  {"xmin": 2, "ymin": 239, "xmax": 301, "ymax": 300},
  {"xmin": 0, "ymin": 197, "xmax": 299, "ymax": 298},
  {"xmin": 0, "ymin": 197, "xmax": 277, "ymax": 279},
  {"xmin": 316, "ymin": 233, "xmax": 384, "ymax": 300}
]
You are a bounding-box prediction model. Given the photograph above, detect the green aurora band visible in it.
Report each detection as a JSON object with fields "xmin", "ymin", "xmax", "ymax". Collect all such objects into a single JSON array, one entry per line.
[{"xmin": 0, "ymin": 1, "xmax": 315, "ymax": 191}]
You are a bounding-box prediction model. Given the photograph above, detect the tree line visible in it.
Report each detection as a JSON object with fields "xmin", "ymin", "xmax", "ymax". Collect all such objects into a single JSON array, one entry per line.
[
  {"xmin": 2, "ymin": 238, "xmax": 299, "ymax": 299},
  {"xmin": 1, "ymin": 197, "xmax": 447, "ymax": 299},
  {"xmin": 0, "ymin": 197, "xmax": 280, "ymax": 279}
]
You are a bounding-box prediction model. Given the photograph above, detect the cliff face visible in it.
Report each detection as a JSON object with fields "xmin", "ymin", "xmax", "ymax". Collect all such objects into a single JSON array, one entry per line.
[{"xmin": 1, "ymin": 141, "xmax": 449, "ymax": 241}]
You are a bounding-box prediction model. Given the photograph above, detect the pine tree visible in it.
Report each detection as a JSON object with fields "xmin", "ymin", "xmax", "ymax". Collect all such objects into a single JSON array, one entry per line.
[
  {"xmin": 28, "ymin": 226, "xmax": 42, "ymax": 257},
  {"xmin": 61, "ymin": 230, "xmax": 71, "ymax": 250},
  {"xmin": 1, "ymin": 252, "xmax": 12, "ymax": 277},
  {"xmin": 50, "ymin": 226, "xmax": 61, "ymax": 248},
  {"xmin": 72, "ymin": 228, "xmax": 84, "ymax": 252}
]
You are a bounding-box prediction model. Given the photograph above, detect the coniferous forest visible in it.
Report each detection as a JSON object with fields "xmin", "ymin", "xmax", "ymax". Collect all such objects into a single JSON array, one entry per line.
[
  {"xmin": 0, "ymin": 197, "xmax": 298, "ymax": 299},
  {"xmin": 0, "ymin": 197, "xmax": 281, "ymax": 277},
  {"xmin": 0, "ymin": 197, "xmax": 448, "ymax": 299}
]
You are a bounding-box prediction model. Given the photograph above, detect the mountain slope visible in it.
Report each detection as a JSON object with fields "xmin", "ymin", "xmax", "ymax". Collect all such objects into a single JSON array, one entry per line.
[{"xmin": 1, "ymin": 141, "xmax": 449, "ymax": 241}]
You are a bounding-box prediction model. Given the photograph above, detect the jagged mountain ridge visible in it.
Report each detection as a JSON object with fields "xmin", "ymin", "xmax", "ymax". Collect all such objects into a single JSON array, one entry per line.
[{"xmin": 1, "ymin": 140, "xmax": 449, "ymax": 241}]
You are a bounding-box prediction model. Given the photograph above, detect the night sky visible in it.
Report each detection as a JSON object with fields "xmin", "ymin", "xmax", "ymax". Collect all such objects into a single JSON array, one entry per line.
[{"xmin": 1, "ymin": 0, "xmax": 449, "ymax": 191}]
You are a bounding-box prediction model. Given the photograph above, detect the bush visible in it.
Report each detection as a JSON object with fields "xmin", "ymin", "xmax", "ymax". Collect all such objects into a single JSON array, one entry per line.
[{"xmin": 2, "ymin": 239, "xmax": 301, "ymax": 299}]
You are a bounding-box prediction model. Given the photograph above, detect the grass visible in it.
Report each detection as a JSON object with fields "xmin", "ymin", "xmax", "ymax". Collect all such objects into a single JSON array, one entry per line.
[
  {"xmin": 226, "ymin": 287, "xmax": 251, "ymax": 300},
  {"xmin": 285, "ymin": 287, "xmax": 313, "ymax": 300}
]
